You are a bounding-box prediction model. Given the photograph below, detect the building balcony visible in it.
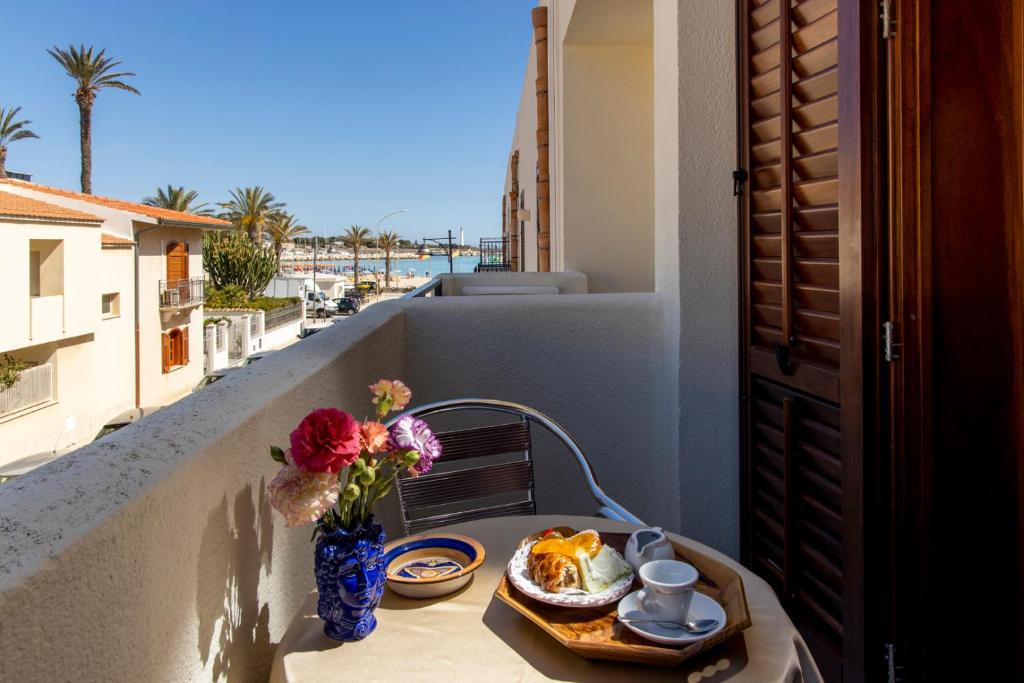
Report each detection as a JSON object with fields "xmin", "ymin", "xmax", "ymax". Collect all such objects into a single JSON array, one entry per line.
[
  {"xmin": 28, "ymin": 294, "xmax": 65, "ymax": 344},
  {"xmin": 0, "ymin": 363, "xmax": 54, "ymax": 418},
  {"xmin": 159, "ymin": 278, "xmax": 205, "ymax": 310},
  {"xmin": 0, "ymin": 272, "xmax": 704, "ymax": 680}
]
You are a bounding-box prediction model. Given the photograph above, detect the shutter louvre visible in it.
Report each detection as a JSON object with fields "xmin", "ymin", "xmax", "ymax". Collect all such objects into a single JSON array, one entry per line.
[
  {"xmin": 182, "ymin": 326, "xmax": 190, "ymax": 365},
  {"xmin": 740, "ymin": 0, "xmax": 847, "ymax": 680}
]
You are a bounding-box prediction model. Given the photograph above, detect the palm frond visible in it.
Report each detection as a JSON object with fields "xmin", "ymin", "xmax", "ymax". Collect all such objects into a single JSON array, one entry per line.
[{"xmin": 0, "ymin": 106, "xmax": 41, "ymax": 146}]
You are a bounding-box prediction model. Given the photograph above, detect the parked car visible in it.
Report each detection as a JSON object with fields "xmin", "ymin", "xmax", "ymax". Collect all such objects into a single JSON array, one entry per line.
[
  {"xmin": 94, "ymin": 408, "xmax": 146, "ymax": 441},
  {"xmin": 354, "ymin": 280, "xmax": 377, "ymax": 293},
  {"xmin": 243, "ymin": 351, "xmax": 274, "ymax": 366},
  {"xmin": 193, "ymin": 368, "xmax": 238, "ymax": 392},
  {"xmin": 333, "ymin": 297, "xmax": 360, "ymax": 316},
  {"xmin": 305, "ymin": 290, "xmax": 338, "ymax": 316}
]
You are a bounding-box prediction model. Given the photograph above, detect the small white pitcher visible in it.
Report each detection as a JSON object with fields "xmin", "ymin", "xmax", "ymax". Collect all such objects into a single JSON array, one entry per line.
[{"xmin": 624, "ymin": 527, "xmax": 675, "ymax": 570}]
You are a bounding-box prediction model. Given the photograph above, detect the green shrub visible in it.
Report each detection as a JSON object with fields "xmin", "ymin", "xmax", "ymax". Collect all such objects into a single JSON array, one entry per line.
[
  {"xmin": 246, "ymin": 296, "xmax": 302, "ymax": 312},
  {"xmin": 0, "ymin": 354, "xmax": 29, "ymax": 391},
  {"xmin": 205, "ymin": 284, "xmax": 249, "ymax": 309}
]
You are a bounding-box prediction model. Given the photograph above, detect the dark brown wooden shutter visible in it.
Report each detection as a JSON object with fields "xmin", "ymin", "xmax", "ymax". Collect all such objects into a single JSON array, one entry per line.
[
  {"xmin": 161, "ymin": 333, "xmax": 171, "ymax": 374},
  {"xmin": 182, "ymin": 326, "xmax": 190, "ymax": 365},
  {"xmin": 739, "ymin": 1, "xmax": 862, "ymax": 681}
]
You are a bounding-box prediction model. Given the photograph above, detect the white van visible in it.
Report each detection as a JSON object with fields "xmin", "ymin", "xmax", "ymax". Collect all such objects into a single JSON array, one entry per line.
[{"xmin": 305, "ymin": 290, "xmax": 338, "ymax": 316}]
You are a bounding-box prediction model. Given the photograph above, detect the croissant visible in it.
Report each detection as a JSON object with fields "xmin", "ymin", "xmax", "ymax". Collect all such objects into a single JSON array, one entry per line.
[{"xmin": 528, "ymin": 552, "xmax": 582, "ymax": 592}]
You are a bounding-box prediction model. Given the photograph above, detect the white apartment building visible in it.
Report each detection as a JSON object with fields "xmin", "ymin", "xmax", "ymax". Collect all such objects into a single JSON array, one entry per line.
[{"xmin": 0, "ymin": 180, "xmax": 229, "ymax": 468}]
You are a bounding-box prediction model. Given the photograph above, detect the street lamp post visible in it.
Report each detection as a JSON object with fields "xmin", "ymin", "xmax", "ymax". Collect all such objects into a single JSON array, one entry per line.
[
  {"xmin": 374, "ymin": 208, "xmax": 408, "ymax": 284},
  {"xmin": 416, "ymin": 229, "xmax": 455, "ymax": 273}
]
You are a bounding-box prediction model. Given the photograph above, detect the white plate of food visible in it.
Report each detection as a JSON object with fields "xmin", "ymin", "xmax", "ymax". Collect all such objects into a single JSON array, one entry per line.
[{"xmin": 506, "ymin": 528, "xmax": 635, "ymax": 607}]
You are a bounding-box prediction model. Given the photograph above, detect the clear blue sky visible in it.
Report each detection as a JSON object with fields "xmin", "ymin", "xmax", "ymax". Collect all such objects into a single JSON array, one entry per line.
[{"xmin": 1, "ymin": 0, "xmax": 535, "ymax": 244}]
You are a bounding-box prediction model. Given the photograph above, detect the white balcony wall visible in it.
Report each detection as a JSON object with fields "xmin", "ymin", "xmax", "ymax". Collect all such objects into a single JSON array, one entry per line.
[
  {"xmin": 0, "ymin": 293, "xmax": 679, "ymax": 681},
  {"xmin": 28, "ymin": 294, "xmax": 64, "ymax": 343}
]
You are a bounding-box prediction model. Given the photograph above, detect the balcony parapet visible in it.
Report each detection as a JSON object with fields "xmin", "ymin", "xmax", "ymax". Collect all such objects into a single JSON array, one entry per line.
[{"xmin": 0, "ymin": 283, "xmax": 676, "ymax": 681}]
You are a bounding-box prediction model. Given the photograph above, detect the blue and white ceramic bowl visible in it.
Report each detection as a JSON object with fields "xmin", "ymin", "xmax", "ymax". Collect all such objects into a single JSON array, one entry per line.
[{"xmin": 383, "ymin": 533, "xmax": 486, "ymax": 599}]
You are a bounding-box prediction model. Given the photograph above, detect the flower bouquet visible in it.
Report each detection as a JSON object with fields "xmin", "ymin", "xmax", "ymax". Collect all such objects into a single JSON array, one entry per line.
[{"xmin": 266, "ymin": 379, "xmax": 441, "ymax": 641}]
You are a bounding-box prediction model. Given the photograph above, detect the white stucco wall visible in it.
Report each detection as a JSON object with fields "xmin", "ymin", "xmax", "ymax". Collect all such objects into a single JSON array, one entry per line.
[
  {"xmin": 561, "ymin": 41, "xmax": 654, "ymax": 293},
  {"xmin": 672, "ymin": 0, "xmax": 740, "ymax": 558},
  {"xmin": 402, "ymin": 293, "xmax": 677, "ymax": 528},
  {"xmin": 0, "ymin": 303, "xmax": 408, "ymax": 682},
  {"xmin": 0, "ymin": 291, "xmax": 680, "ymax": 681},
  {"xmin": 504, "ymin": 21, "xmax": 541, "ymax": 273}
]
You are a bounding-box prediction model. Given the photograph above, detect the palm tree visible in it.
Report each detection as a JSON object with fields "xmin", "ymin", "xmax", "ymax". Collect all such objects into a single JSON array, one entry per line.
[
  {"xmin": 377, "ymin": 230, "xmax": 402, "ymax": 290},
  {"xmin": 218, "ymin": 186, "xmax": 285, "ymax": 243},
  {"xmin": 342, "ymin": 225, "xmax": 371, "ymax": 285},
  {"xmin": 142, "ymin": 185, "xmax": 214, "ymax": 215},
  {"xmin": 48, "ymin": 45, "xmax": 139, "ymax": 194},
  {"xmin": 0, "ymin": 107, "xmax": 40, "ymax": 179},
  {"xmin": 265, "ymin": 212, "xmax": 310, "ymax": 272}
]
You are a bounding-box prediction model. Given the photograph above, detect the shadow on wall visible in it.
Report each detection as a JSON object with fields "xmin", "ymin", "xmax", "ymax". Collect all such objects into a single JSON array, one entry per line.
[{"xmin": 197, "ymin": 481, "xmax": 275, "ymax": 682}]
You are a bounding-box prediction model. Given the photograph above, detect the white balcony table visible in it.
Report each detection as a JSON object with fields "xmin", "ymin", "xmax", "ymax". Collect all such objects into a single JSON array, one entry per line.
[{"xmin": 270, "ymin": 515, "xmax": 822, "ymax": 683}]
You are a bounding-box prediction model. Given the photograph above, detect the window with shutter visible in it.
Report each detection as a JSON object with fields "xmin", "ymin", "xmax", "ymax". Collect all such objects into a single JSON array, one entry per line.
[{"xmin": 739, "ymin": 1, "xmax": 868, "ymax": 681}]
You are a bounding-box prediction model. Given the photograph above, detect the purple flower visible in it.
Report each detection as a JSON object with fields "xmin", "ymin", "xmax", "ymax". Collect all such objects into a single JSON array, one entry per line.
[{"xmin": 388, "ymin": 416, "xmax": 442, "ymax": 474}]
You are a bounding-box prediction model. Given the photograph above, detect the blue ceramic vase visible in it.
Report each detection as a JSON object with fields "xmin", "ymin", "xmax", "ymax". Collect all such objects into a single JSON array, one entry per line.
[{"xmin": 314, "ymin": 517, "xmax": 387, "ymax": 641}]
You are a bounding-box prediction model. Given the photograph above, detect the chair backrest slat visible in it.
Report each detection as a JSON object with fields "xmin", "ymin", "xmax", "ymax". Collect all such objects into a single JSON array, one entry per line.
[
  {"xmin": 399, "ymin": 459, "xmax": 533, "ymax": 509},
  {"xmin": 387, "ymin": 399, "xmax": 642, "ymax": 536},
  {"xmin": 435, "ymin": 421, "xmax": 530, "ymax": 461},
  {"xmin": 405, "ymin": 500, "xmax": 536, "ymax": 534}
]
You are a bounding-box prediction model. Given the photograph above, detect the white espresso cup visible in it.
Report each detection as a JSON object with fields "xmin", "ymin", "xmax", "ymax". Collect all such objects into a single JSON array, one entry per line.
[{"xmin": 636, "ymin": 559, "xmax": 699, "ymax": 623}]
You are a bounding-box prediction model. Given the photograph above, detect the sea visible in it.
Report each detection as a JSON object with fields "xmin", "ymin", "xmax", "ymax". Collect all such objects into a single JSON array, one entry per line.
[{"xmin": 290, "ymin": 254, "xmax": 484, "ymax": 277}]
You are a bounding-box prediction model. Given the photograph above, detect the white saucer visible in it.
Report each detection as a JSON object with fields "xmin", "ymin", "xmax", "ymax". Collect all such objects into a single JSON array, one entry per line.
[{"xmin": 617, "ymin": 590, "xmax": 727, "ymax": 645}]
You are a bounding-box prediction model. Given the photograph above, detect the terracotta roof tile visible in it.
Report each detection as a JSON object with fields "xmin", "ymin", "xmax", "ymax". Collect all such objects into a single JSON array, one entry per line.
[
  {"xmin": 0, "ymin": 190, "xmax": 102, "ymax": 223},
  {"xmin": 0, "ymin": 178, "xmax": 230, "ymax": 227},
  {"xmin": 101, "ymin": 233, "xmax": 136, "ymax": 246}
]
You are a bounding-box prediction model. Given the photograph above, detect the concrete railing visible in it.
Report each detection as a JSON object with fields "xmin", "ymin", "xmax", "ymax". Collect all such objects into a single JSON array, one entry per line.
[{"xmin": 0, "ymin": 289, "xmax": 677, "ymax": 681}]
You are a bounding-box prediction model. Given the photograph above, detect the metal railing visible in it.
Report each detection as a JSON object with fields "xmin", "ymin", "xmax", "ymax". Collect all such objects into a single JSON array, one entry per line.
[
  {"xmin": 264, "ymin": 302, "xmax": 303, "ymax": 331},
  {"xmin": 404, "ymin": 277, "xmax": 442, "ymax": 298},
  {"xmin": 249, "ymin": 314, "xmax": 261, "ymax": 338},
  {"xmin": 0, "ymin": 363, "xmax": 53, "ymax": 417},
  {"xmin": 159, "ymin": 278, "xmax": 205, "ymax": 309}
]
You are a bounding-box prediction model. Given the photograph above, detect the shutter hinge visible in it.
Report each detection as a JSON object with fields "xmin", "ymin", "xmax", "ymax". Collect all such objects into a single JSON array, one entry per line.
[
  {"xmin": 882, "ymin": 321, "xmax": 901, "ymax": 362},
  {"xmin": 733, "ymin": 168, "xmax": 749, "ymax": 196},
  {"xmin": 880, "ymin": 0, "xmax": 896, "ymax": 40},
  {"xmin": 884, "ymin": 642, "xmax": 905, "ymax": 682}
]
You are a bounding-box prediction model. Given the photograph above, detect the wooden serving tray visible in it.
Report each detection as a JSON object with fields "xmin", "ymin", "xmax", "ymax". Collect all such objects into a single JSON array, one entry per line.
[{"xmin": 494, "ymin": 530, "xmax": 752, "ymax": 667}]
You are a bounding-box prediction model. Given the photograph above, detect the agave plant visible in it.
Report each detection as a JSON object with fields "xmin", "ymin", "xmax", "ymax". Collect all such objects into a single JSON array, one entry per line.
[
  {"xmin": 218, "ymin": 186, "xmax": 285, "ymax": 244},
  {"xmin": 342, "ymin": 225, "xmax": 371, "ymax": 285},
  {"xmin": 203, "ymin": 231, "xmax": 279, "ymax": 299},
  {"xmin": 142, "ymin": 185, "xmax": 214, "ymax": 215},
  {"xmin": 0, "ymin": 106, "xmax": 40, "ymax": 179},
  {"xmin": 265, "ymin": 213, "xmax": 310, "ymax": 272},
  {"xmin": 48, "ymin": 45, "xmax": 139, "ymax": 194}
]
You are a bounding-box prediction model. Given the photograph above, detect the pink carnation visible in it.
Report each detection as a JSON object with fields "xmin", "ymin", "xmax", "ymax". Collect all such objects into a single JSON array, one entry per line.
[
  {"xmin": 268, "ymin": 462, "xmax": 340, "ymax": 528},
  {"xmin": 290, "ymin": 408, "xmax": 361, "ymax": 473}
]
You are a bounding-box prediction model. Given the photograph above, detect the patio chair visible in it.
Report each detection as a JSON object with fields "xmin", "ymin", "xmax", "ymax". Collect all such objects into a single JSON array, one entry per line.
[{"xmin": 385, "ymin": 398, "xmax": 643, "ymax": 535}]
